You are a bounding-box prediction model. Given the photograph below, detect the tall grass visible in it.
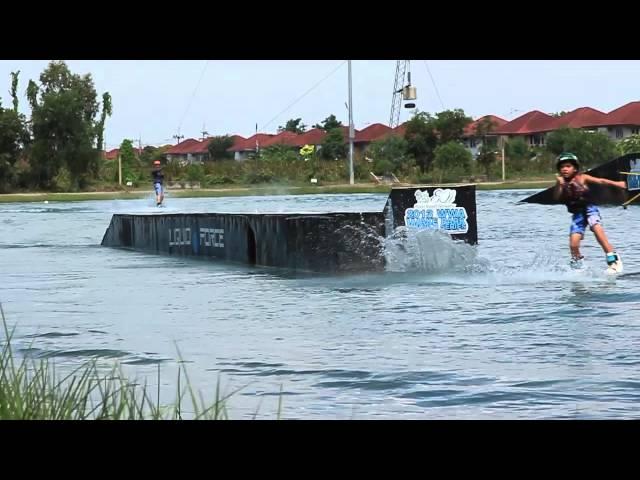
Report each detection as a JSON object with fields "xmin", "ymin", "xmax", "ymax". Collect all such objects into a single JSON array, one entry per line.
[{"xmin": 0, "ymin": 303, "xmax": 254, "ymax": 420}]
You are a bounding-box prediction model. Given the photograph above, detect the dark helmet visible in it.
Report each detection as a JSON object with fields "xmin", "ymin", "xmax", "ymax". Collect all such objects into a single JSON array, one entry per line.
[{"xmin": 556, "ymin": 152, "xmax": 579, "ymax": 171}]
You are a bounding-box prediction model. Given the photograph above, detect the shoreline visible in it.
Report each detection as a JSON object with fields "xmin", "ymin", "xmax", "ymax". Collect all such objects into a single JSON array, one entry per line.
[{"xmin": 0, "ymin": 180, "xmax": 553, "ymax": 203}]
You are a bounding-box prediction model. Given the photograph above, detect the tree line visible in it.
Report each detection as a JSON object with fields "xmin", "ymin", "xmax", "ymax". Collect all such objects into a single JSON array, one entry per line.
[
  {"xmin": 1, "ymin": 60, "xmax": 637, "ymax": 192},
  {"xmin": 0, "ymin": 61, "xmax": 114, "ymax": 193}
]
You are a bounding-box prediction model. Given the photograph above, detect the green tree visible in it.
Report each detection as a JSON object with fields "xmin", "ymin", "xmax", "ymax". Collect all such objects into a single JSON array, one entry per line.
[
  {"xmin": 186, "ymin": 163, "xmax": 204, "ymax": 186},
  {"xmin": 313, "ymin": 114, "xmax": 343, "ymax": 131},
  {"xmin": 10, "ymin": 71, "xmax": 19, "ymax": 112},
  {"xmin": 140, "ymin": 146, "xmax": 158, "ymax": 165},
  {"xmin": 95, "ymin": 93, "xmax": 112, "ymax": 154},
  {"xmin": 474, "ymin": 117, "xmax": 498, "ymax": 145},
  {"xmin": 207, "ymin": 135, "xmax": 235, "ymax": 161},
  {"xmin": 474, "ymin": 117, "xmax": 499, "ymax": 176},
  {"xmin": 26, "ymin": 61, "xmax": 105, "ymax": 190},
  {"xmin": 262, "ymin": 144, "xmax": 298, "ymax": 163},
  {"xmin": 476, "ymin": 144, "xmax": 497, "ymax": 176},
  {"xmin": 278, "ymin": 118, "xmax": 306, "ymax": 134},
  {"xmin": 546, "ymin": 127, "xmax": 616, "ymax": 169},
  {"xmin": 319, "ymin": 127, "xmax": 346, "ymax": 160},
  {"xmin": 366, "ymin": 135, "xmax": 411, "ymax": 174},
  {"xmin": 139, "ymin": 145, "xmax": 170, "ymax": 166},
  {"xmin": 93, "ymin": 92, "xmax": 112, "ymax": 177},
  {"xmin": 434, "ymin": 109, "xmax": 473, "ymax": 144},
  {"xmin": 119, "ymin": 139, "xmax": 136, "ymax": 166},
  {"xmin": 434, "ymin": 141, "xmax": 472, "ymax": 174},
  {"xmin": 119, "ymin": 139, "xmax": 137, "ymax": 182},
  {"xmin": 0, "ymin": 101, "xmax": 30, "ymax": 192},
  {"xmin": 404, "ymin": 111, "xmax": 438, "ymax": 172},
  {"xmin": 617, "ymin": 134, "xmax": 640, "ymax": 155},
  {"xmin": 505, "ymin": 137, "xmax": 530, "ymax": 160}
]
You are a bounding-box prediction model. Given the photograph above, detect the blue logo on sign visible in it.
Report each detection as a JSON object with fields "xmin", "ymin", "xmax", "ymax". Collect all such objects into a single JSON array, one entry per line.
[
  {"xmin": 404, "ymin": 206, "xmax": 468, "ymax": 234},
  {"xmin": 628, "ymin": 159, "xmax": 640, "ymax": 191}
]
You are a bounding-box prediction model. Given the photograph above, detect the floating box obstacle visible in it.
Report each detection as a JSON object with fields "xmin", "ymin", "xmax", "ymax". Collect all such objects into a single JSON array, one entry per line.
[{"xmin": 101, "ymin": 185, "xmax": 478, "ymax": 273}]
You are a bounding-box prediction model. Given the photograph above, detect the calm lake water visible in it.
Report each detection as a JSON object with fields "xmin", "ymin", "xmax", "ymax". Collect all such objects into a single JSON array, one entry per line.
[{"xmin": 2, "ymin": 190, "xmax": 640, "ymax": 419}]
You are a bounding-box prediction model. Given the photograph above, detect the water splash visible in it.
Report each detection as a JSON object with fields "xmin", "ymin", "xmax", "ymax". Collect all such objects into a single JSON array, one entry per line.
[
  {"xmin": 379, "ymin": 226, "xmax": 607, "ymax": 285},
  {"xmin": 383, "ymin": 227, "xmax": 483, "ymax": 274},
  {"xmin": 470, "ymin": 253, "xmax": 606, "ymax": 285}
]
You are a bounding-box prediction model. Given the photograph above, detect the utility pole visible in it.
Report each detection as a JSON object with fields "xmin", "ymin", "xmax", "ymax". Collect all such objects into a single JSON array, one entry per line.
[
  {"xmin": 201, "ymin": 123, "xmax": 209, "ymax": 141},
  {"xmin": 255, "ymin": 123, "xmax": 259, "ymax": 158},
  {"xmin": 500, "ymin": 136, "xmax": 506, "ymax": 182},
  {"xmin": 348, "ymin": 60, "xmax": 354, "ymax": 185},
  {"xmin": 173, "ymin": 133, "xmax": 184, "ymax": 144},
  {"xmin": 118, "ymin": 154, "xmax": 122, "ymax": 185}
]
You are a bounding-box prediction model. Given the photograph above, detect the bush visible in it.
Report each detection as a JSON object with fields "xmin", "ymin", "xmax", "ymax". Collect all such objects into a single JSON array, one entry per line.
[
  {"xmin": 204, "ymin": 175, "xmax": 235, "ymax": 186},
  {"xmin": 320, "ymin": 128, "xmax": 347, "ymax": 160},
  {"xmin": 244, "ymin": 171, "xmax": 275, "ymax": 184},
  {"xmin": 366, "ymin": 136, "xmax": 412, "ymax": 175},
  {"xmin": 52, "ymin": 166, "xmax": 73, "ymax": 192},
  {"xmin": 617, "ymin": 134, "xmax": 640, "ymax": 155},
  {"xmin": 546, "ymin": 127, "xmax": 616, "ymax": 170},
  {"xmin": 186, "ymin": 164, "xmax": 205, "ymax": 184},
  {"xmin": 434, "ymin": 141, "xmax": 472, "ymax": 177}
]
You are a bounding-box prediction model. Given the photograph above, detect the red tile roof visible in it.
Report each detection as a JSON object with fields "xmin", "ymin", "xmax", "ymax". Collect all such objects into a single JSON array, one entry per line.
[
  {"xmin": 463, "ymin": 115, "xmax": 508, "ymax": 137},
  {"xmin": 229, "ymin": 133, "xmax": 276, "ymax": 152},
  {"xmin": 297, "ymin": 128, "xmax": 327, "ymax": 146},
  {"xmin": 548, "ymin": 107, "xmax": 608, "ymax": 130},
  {"xmin": 104, "ymin": 148, "xmax": 119, "ymax": 160},
  {"xmin": 226, "ymin": 135, "xmax": 247, "ymax": 152},
  {"xmin": 165, "ymin": 138, "xmax": 202, "ymax": 155},
  {"xmin": 596, "ymin": 101, "xmax": 640, "ymax": 126},
  {"xmin": 392, "ymin": 123, "xmax": 407, "ymax": 137},
  {"xmin": 261, "ymin": 131, "xmax": 301, "ymax": 148},
  {"xmin": 103, "ymin": 147, "xmax": 143, "ymax": 160},
  {"xmin": 354, "ymin": 123, "xmax": 393, "ymax": 143},
  {"xmin": 493, "ymin": 110, "xmax": 555, "ymax": 135},
  {"xmin": 166, "ymin": 135, "xmax": 248, "ymax": 155},
  {"xmin": 340, "ymin": 125, "xmax": 358, "ymax": 141},
  {"xmin": 191, "ymin": 140, "xmax": 211, "ymax": 154},
  {"xmin": 228, "ymin": 127, "xmax": 362, "ymax": 151}
]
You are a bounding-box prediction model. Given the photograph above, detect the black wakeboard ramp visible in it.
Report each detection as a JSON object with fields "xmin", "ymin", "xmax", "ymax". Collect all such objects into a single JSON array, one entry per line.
[
  {"xmin": 101, "ymin": 184, "xmax": 477, "ymax": 273},
  {"xmin": 520, "ymin": 152, "xmax": 640, "ymax": 207}
]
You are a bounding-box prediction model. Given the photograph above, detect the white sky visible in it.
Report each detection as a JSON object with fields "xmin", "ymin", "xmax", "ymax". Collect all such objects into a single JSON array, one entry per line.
[{"xmin": 0, "ymin": 60, "xmax": 637, "ymax": 149}]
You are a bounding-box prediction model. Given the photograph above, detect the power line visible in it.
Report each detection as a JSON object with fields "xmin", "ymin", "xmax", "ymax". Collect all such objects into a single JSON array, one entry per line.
[
  {"xmin": 423, "ymin": 60, "xmax": 445, "ymax": 110},
  {"xmin": 177, "ymin": 60, "xmax": 210, "ymax": 132},
  {"xmin": 259, "ymin": 60, "xmax": 347, "ymax": 132}
]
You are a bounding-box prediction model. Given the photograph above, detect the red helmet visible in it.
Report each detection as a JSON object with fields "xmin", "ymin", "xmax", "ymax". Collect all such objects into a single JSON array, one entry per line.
[{"xmin": 153, "ymin": 160, "xmax": 161, "ymax": 166}]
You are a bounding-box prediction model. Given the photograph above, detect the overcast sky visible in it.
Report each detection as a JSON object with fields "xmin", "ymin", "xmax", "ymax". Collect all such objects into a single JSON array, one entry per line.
[{"xmin": 0, "ymin": 60, "xmax": 638, "ymax": 150}]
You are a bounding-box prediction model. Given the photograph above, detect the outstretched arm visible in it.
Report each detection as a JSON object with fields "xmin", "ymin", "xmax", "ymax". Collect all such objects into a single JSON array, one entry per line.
[{"xmin": 583, "ymin": 174, "xmax": 626, "ymax": 190}]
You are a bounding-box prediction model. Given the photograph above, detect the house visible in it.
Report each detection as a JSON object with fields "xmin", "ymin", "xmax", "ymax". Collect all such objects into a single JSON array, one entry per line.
[
  {"xmin": 164, "ymin": 138, "xmax": 204, "ymax": 164},
  {"xmin": 104, "ymin": 148, "xmax": 119, "ymax": 160},
  {"xmin": 588, "ymin": 101, "xmax": 640, "ymax": 140},
  {"xmin": 461, "ymin": 115, "xmax": 508, "ymax": 156},
  {"xmin": 297, "ymin": 128, "xmax": 328, "ymax": 148},
  {"xmin": 393, "ymin": 123, "xmax": 407, "ymax": 137},
  {"xmin": 163, "ymin": 135, "xmax": 247, "ymax": 164},
  {"xmin": 157, "ymin": 100, "xmax": 640, "ymax": 166},
  {"xmin": 228, "ymin": 134, "xmax": 276, "ymax": 161},
  {"xmin": 547, "ymin": 106, "xmax": 608, "ymax": 131},
  {"xmin": 260, "ymin": 130, "xmax": 301, "ymax": 149},
  {"xmin": 103, "ymin": 147, "xmax": 143, "ymax": 161},
  {"xmin": 227, "ymin": 127, "xmax": 363, "ymax": 159},
  {"xmin": 488, "ymin": 103, "xmax": 640, "ymax": 150},
  {"xmin": 492, "ymin": 110, "xmax": 555, "ymax": 147},
  {"xmin": 354, "ymin": 123, "xmax": 393, "ymax": 154}
]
